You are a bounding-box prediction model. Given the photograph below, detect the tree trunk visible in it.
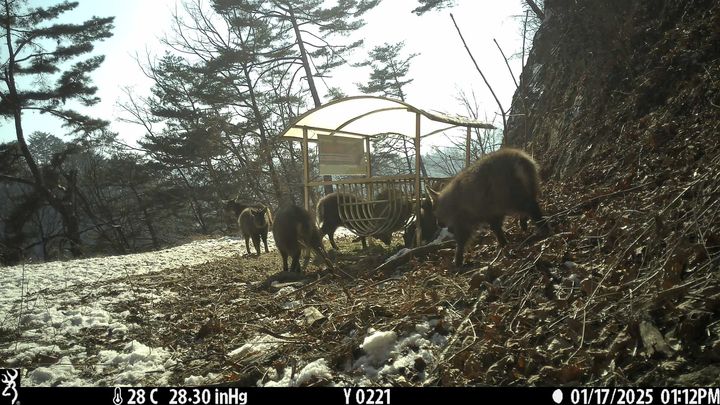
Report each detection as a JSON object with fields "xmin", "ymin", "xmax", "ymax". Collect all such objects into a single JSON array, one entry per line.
[
  {"xmin": 35, "ymin": 210, "xmax": 49, "ymax": 260},
  {"xmin": 240, "ymin": 62, "xmax": 286, "ymax": 203},
  {"xmin": 287, "ymin": 3, "xmax": 334, "ymax": 195},
  {"xmin": 130, "ymin": 185, "xmax": 161, "ymax": 250},
  {"xmin": 60, "ymin": 170, "xmax": 83, "ymax": 256},
  {"xmin": 4, "ymin": 8, "xmax": 83, "ymax": 257}
]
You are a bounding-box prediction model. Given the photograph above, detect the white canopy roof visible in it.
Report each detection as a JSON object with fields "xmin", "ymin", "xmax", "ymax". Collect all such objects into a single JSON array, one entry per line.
[{"xmin": 280, "ymin": 96, "xmax": 495, "ymax": 140}]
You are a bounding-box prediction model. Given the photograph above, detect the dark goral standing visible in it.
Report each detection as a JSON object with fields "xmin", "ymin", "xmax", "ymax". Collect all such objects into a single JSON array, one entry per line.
[
  {"xmin": 273, "ymin": 204, "xmax": 333, "ymax": 272},
  {"xmin": 428, "ymin": 148, "xmax": 550, "ymax": 267},
  {"xmin": 238, "ymin": 207, "xmax": 269, "ymax": 255}
]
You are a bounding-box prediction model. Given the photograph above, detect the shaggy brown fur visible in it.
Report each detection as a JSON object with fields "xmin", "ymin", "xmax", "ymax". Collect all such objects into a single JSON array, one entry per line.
[
  {"xmin": 428, "ymin": 148, "xmax": 550, "ymax": 267},
  {"xmin": 238, "ymin": 207, "xmax": 269, "ymax": 255},
  {"xmin": 273, "ymin": 204, "xmax": 329, "ymax": 272}
]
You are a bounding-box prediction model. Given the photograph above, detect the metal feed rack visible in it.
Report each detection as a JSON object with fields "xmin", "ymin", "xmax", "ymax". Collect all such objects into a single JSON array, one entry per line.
[
  {"xmin": 279, "ymin": 96, "xmax": 495, "ymax": 246},
  {"xmin": 333, "ymin": 178, "xmax": 414, "ymax": 239}
]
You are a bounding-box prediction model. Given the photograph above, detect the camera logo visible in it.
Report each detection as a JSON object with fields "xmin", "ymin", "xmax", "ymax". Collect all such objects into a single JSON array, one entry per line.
[{"xmin": 0, "ymin": 369, "xmax": 19, "ymax": 405}]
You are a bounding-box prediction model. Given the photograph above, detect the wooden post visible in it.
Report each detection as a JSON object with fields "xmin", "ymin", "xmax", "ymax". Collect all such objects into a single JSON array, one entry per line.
[
  {"xmin": 302, "ymin": 127, "xmax": 310, "ymax": 210},
  {"xmin": 365, "ymin": 136, "xmax": 374, "ymax": 199},
  {"xmin": 415, "ymin": 113, "xmax": 422, "ymax": 247},
  {"xmin": 365, "ymin": 136, "xmax": 372, "ymax": 177},
  {"xmin": 465, "ymin": 126, "xmax": 472, "ymax": 167}
]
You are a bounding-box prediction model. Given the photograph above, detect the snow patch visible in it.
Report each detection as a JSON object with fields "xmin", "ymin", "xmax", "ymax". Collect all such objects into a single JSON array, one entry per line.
[
  {"xmin": 6, "ymin": 343, "xmax": 62, "ymax": 366},
  {"xmin": 0, "ymin": 236, "xmax": 250, "ymax": 322},
  {"xmin": 261, "ymin": 358, "xmax": 333, "ymax": 387},
  {"xmin": 184, "ymin": 373, "xmax": 220, "ymax": 386},
  {"xmin": 26, "ymin": 356, "xmax": 83, "ymax": 386},
  {"xmin": 350, "ymin": 322, "xmax": 447, "ymax": 383},
  {"xmin": 330, "ymin": 227, "xmax": 359, "ymax": 239},
  {"xmin": 1, "ymin": 236, "xmax": 251, "ymax": 386},
  {"xmin": 274, "ymin": 286, "xmax": 296, "ymax": 296},
  {"xmin": 97, "ymin": 340, "xmax": 176, "ymax": 386},
  {"xmin": 358, "ymin": 329, "xmax": 398, "ymax": 367},
  {"xmin": 228, "ymin": 334, "xmax": 282, "ymax": 360}
]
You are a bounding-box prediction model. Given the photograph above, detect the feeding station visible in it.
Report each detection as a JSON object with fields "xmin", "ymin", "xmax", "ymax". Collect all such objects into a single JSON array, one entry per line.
[{"xmin": 279, "ymin": 96, "xmax": 495, "ymax": 246}]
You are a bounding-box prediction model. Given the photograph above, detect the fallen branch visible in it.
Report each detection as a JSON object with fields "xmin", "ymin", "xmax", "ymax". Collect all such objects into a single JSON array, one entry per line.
[{"xmin": 371, "ymin": 240, "xmax": 456, "ymax": 274}]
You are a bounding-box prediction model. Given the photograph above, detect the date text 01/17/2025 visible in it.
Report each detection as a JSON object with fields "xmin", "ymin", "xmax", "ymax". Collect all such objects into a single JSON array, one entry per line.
[{"xmin": 568, "ymin": 388, "xmax": 720, "ymax": 405}]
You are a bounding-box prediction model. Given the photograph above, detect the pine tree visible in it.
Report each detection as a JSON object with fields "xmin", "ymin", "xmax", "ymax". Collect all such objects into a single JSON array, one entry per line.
[
  {"xmin": 136, "ymin": 54, "xmax": 229, "ymax": 232},
  {"xmin": 214, "ymin": 0, "xmax": 380, "ymax": 105},
  {"xmin": 214, "ymin": 0, "xmax": 381, "ymax": 194},
  {"xmin": 356, "ymin": 41, "xmax": 427, "ymax": 176},
  {"xmin": 277, "ymin": 0, "xmax": 380, "ymax": 194},
  {"xmin": 148, "ymin": 1, "xmax": 295, "ymax": 205},
  {"xmin": 0, "ymin": 0, "xmax": 114, "ymax": 256},
  {"xmin": 412, "ymin": 0, "xmax": 454, "ymax": 15},
  {"xmin": 356, "ymin": 42, "xmax": 417, "ymax": 101}
]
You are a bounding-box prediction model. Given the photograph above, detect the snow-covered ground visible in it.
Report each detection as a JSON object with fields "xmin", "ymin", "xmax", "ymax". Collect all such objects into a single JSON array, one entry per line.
[
  {"xmin": 0, "ymin": 236, "xmax": 253, "ymax": 386},
  {"xmin": 1, "ymin": 227, "xmax": 450, "ymax": 386},
  {"xmin": 0, "ymin": 236, "xmax": 258, "ymax": 324},
  {"xmin": 1, "ymin": 229, "xmax": 384, "ymax": 387}
]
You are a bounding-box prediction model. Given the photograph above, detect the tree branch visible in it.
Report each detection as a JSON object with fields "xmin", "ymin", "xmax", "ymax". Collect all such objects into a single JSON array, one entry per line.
[
  {"xmin": 450, "ymin": 14, "xmax": 507, "ymax": 135},
  {"xmin": 525, "ymin": 0, "xmax": 545, "ymax": 21},
  {"xmin": 493, "ymin": 38, "xmax": 518, "ymax": 88},
  {"xmin": 372, "ymin": 240, "xmax": 456, "ymax": 274}
]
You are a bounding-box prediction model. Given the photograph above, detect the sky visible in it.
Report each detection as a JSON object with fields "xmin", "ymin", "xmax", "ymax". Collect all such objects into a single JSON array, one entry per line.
[{"xmin": 0, "ymin": 0, "xmax": 529, "ymax": 146}]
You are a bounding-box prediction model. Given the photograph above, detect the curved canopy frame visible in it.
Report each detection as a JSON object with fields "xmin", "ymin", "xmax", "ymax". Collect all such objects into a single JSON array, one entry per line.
[
  {"xmin": 280, "ymin": 95, "xmax": 495, "ymax": 246},
  {"xmin": 280, "ymin": 95, "xmax": 495, "ymax": 140}
]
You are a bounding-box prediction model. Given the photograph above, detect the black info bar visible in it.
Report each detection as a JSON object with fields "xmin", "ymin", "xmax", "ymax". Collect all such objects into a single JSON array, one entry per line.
[{"xmin": 5, "ymin": 386, "xmax": 720, "ymax": 405}]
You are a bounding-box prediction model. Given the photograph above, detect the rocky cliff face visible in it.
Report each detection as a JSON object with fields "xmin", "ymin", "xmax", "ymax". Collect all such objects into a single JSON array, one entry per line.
[
  {"xmin": 486, "ymin": 1, "xmax": 720, "ymax": 385},
  {"xmin": 507, "ymin": 0, "xmax": 720, "ymax": 182}
]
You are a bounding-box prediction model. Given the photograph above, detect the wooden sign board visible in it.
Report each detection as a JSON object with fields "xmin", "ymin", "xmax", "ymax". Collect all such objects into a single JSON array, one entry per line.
[{"xmin": 318, "ymin": 135, "xmax": 366, "ymax": 175}]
